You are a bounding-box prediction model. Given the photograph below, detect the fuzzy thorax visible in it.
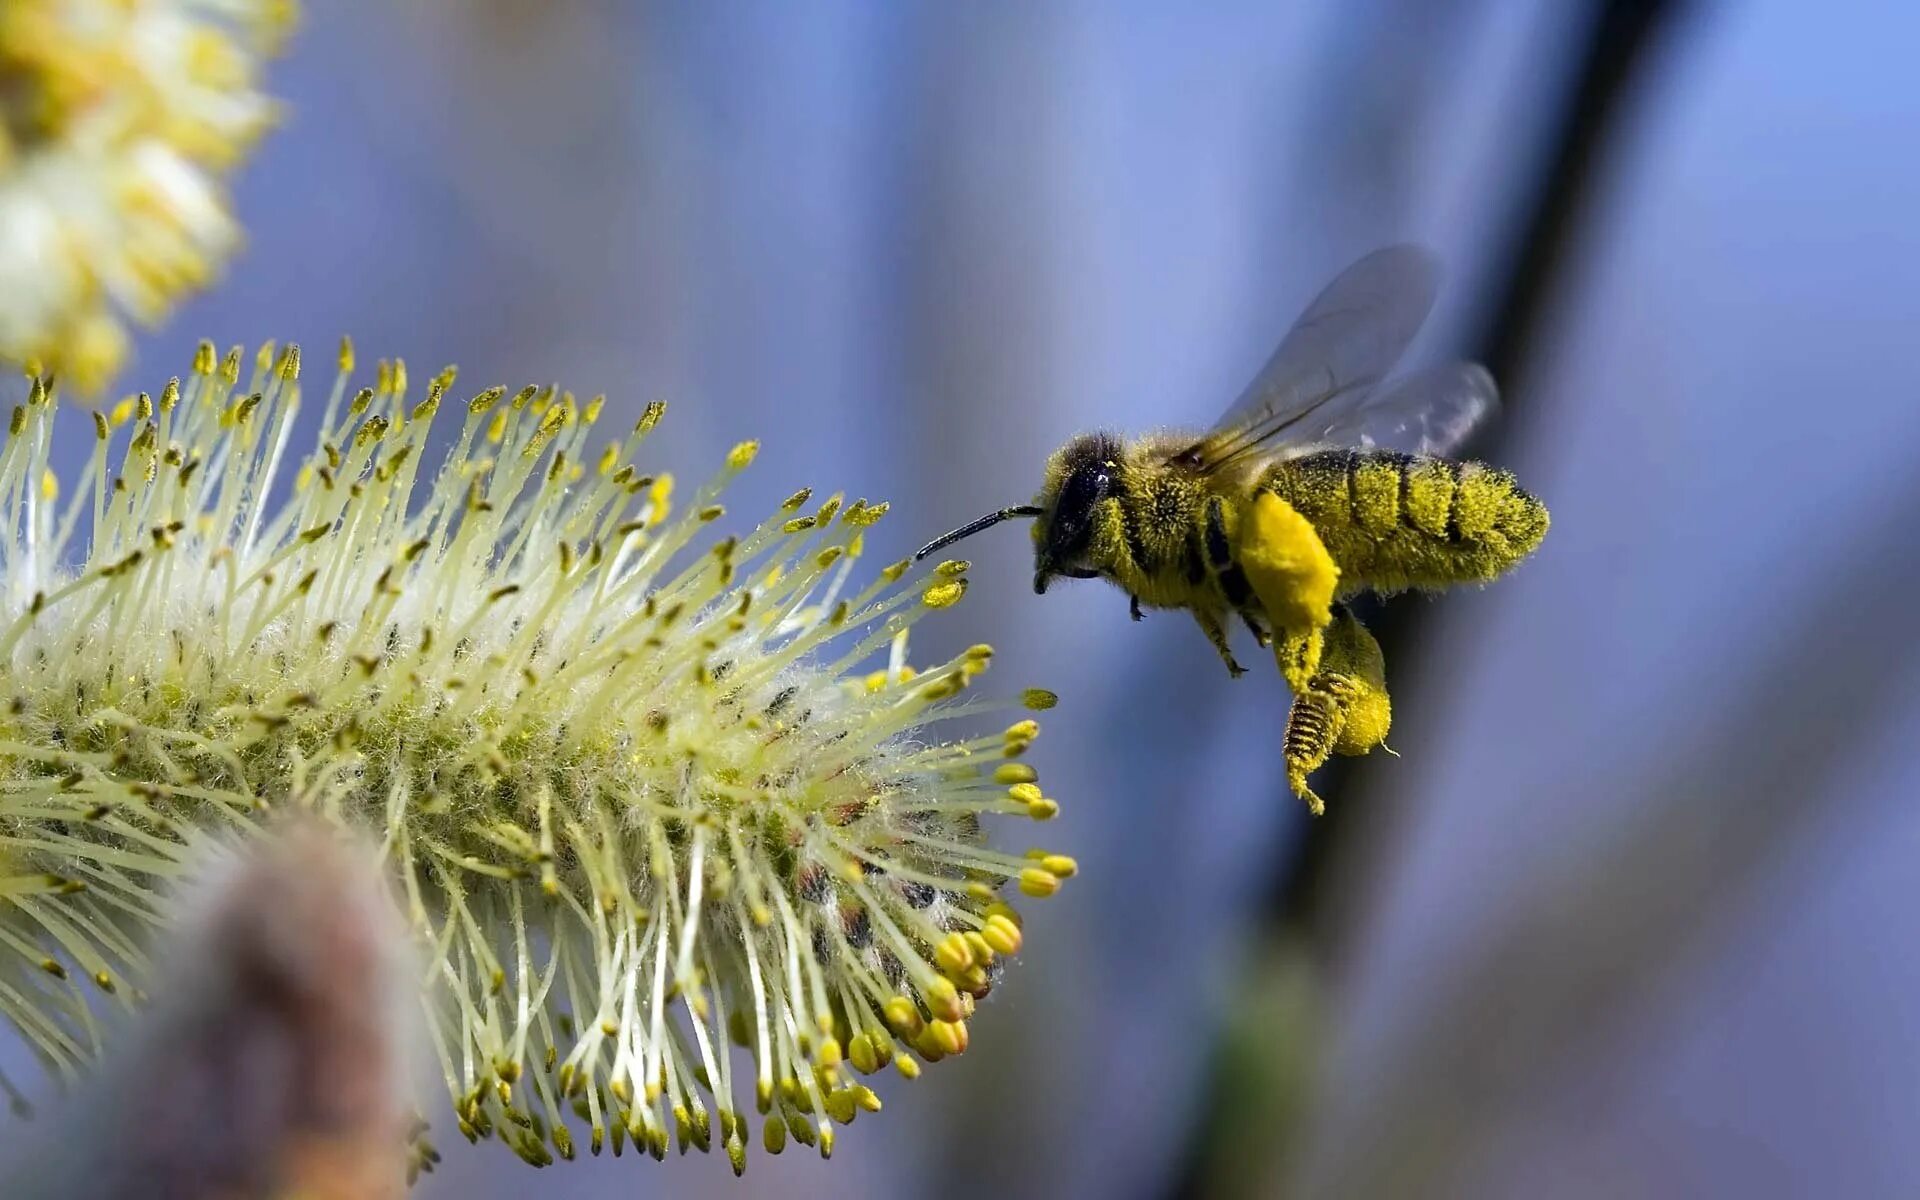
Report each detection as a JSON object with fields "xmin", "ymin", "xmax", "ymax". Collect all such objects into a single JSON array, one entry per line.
[{"xmin": 0, "ymin": 340, "xmax": 1072, "ymax": 1173}]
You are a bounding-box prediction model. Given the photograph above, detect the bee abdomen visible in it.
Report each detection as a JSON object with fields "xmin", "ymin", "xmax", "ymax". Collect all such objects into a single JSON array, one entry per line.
[{"xmin": 1261, "ymin": 450, "xmax": 1547, "ymax": 596}]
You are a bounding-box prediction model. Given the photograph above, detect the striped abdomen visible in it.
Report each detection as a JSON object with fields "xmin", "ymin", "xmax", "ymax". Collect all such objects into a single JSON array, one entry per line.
[{"xmin": 1259, "ymin": 449, "xmax": 1548, "ymax": 598}]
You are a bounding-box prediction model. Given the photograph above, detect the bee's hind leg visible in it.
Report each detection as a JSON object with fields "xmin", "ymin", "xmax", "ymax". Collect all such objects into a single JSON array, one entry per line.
[
  {"xmin": 1281, "ymin": 607, "xmax": 1393, "ymax": 816},
  {"xmin": 1239, "ymin": 610, "xmax": 1272, "ymax": 648},
  {"xmin": 1130, "ymin": 594, "xmax": 1144, "ymax": 622},
  {"xmin": 1193, "ymin": 609, "xmax": 1247, "ymax": 678}
]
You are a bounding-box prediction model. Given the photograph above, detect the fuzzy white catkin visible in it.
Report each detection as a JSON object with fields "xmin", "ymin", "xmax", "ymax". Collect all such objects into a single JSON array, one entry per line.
[{"xmin": 0, "ymin": 341, "xmax": 1072, "ymax": 1174}]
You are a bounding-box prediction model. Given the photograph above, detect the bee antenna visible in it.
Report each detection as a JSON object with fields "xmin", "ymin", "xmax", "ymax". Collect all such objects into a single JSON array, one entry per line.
[{"xmin": 914, "ymin": 506, "xmax": 1044, "ymax": 560}]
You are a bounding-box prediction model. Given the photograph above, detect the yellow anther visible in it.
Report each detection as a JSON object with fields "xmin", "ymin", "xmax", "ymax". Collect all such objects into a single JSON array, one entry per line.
[
  {"xmin": 1041, "ymin": 854, "xmax": 1078, "ymax": 878},
  {"xmin": 353, "ymin": 415, "xmax": 390, "ymax": 449},
  {"xmin": 933, "ymin": 932, "xmax": 975, "ymax": 977},
  {"xmin": 647, "ymin": 475, "xmax": 674, "ymax": 526},
  {"xmin": 982, "ymin": 913, "xmax": 1023, "ymax": 955},
  {"xmin": 963, "ymin": 930, "xmax": 995, "ymax": 964},
  {"xmin": 911, "ymin": 1027, "xmax": 946, "ymax": 1063},
  {"xmin": 882, "ymin": 996, "xmax": 923, "ymax": 1037},
  {"xmin": 726, "ymin": 441, "xmax": 760, "ymax": 470},
  {"xmin": 848, "ymin": 1033, "xmax": 882, "ymax": 1075},
  {"xmin": 1018, "ymin": 867, "xmax": 1061, "ymax": 898},
  {"xmin": 825, "ymin": 1090, "xmax": 857, "ymax": 1125},
  {"xmin": 844, "ymin": 499, "xmax": 889, "ymax": 527},
  {"xmin": 929, "ymin": 1019, "xmax": 968, "ymax": 1056},
  {"xmin": 917, "ymin": 679, "xmax": 962, "ymax": 702},
  {"xmin": 921, "ymin": 579, "xmax": 966, "ymax": 609},
  {"xmin": 923, "ymin": 975, "xmax": 962, "ymax": 1023},
  {"xmin": 1021, "ymin": 687, "xmax": 1058, "ymax": 710},
  {"xmin": 994, "ymin": 763, "xmax": 1038, "ymax": 785}
]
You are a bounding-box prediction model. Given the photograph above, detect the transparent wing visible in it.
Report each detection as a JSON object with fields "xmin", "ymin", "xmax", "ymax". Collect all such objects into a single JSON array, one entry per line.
[
  {"xmin": 1168, "ymin": 244, "xmax": 1442, "ymax": 474},
  {"xmin": 1303, "ymin": 361, "xmax": 1499, "ymax": 458}
]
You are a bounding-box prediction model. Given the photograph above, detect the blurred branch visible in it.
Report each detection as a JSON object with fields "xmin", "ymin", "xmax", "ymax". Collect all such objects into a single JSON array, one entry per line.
[
  {"xmin": 1273, "ymin": 0, "xmax": 1696, "ymax": 951},
  {"xmin": 1296, "ymin": 462, "xmax": 1920, "ymax": 1197},
  {"xmin": 1, "ymin": 822, "xmax": 416, "ymax": 1200},
  {"xmin": 1190, "ymin": 938, "xmax": 1323, "ymax": 1200},
  {"xmin": 1175, "ymin": 6, "xmax": 1697, "ymax": 1197}
]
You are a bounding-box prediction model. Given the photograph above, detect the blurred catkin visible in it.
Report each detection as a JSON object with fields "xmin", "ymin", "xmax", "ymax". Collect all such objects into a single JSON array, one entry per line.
[
  {"xmin": 1, "ymin": 822, "xmax": 413, "ymax": 1199},
  {"xmin": 0, "ymin": 0, "xmax": 293, "ymax": 392}
]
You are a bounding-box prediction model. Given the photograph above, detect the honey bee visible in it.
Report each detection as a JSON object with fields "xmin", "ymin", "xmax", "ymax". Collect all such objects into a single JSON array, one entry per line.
[{"xmin": 915, "ymin": 245, "xmax": 1549, "ymax": 812}]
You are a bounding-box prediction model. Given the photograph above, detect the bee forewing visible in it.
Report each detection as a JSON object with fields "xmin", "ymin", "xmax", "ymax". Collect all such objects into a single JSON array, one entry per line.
[
  {"xmin": 1309, "ymin": 361, "xmax": 1499, "ymax": 458},
  {"xmin": 1173, "ymin": 244, "xmax": 1443, "ymax": 473}
]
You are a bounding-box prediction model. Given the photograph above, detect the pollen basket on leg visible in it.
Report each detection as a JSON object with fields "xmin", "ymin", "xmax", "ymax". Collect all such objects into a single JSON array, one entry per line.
[{"xmin": 0, "ymin": 344, "xmax": 1070, "ymax": 1172}]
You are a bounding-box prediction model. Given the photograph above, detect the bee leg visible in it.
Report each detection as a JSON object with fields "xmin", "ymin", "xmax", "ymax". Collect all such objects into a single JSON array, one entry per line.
[
  {"xmin": 1193, "ymin": 609, "xmax": 1246, "ymax": 678},
  {"xmin": 1280, "ymin": 609, "xmax": 1393, "ymax": 816},
  {"xmin": 1284, "ymin": 682, "xmax": 1342, "ymax": 817},
  {"xmin": 1274, "ymin": 626, "xmax": 1325, "ymax": 696},
  {"xmin": 1130, "ymin": 594, "xmax": 1144, "ymax": 622},
  {"xmin": 1239, "ymin": 611, "xmax": 1272, "ymax": 648}
]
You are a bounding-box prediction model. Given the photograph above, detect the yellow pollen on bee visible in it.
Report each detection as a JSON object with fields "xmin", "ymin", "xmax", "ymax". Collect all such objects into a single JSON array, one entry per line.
[{"xmin": 1238, "ymin": 492, "xmax": 1338, "ymax": 637}]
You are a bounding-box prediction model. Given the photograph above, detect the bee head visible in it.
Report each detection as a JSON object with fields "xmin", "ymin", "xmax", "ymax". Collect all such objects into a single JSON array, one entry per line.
[
  {"xmin": 1032, "ymin": 433, "xmax": 1121, "ymax": 594},
  {"xmin": 910, "ymin": 433, "xmax": 1123, "ymax": 586}
]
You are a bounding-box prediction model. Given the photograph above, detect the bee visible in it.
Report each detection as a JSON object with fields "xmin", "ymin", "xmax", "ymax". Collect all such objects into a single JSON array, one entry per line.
[{"xmin": 915, "ymin": 245, "xmax": 1549, "ymax": 812}]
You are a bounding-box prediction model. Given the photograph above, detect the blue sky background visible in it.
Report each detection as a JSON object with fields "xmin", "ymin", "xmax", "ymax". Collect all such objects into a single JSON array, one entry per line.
[{"xmin": 11, "ymin": 2, "xmax": 1920, "ymax": 1197}]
